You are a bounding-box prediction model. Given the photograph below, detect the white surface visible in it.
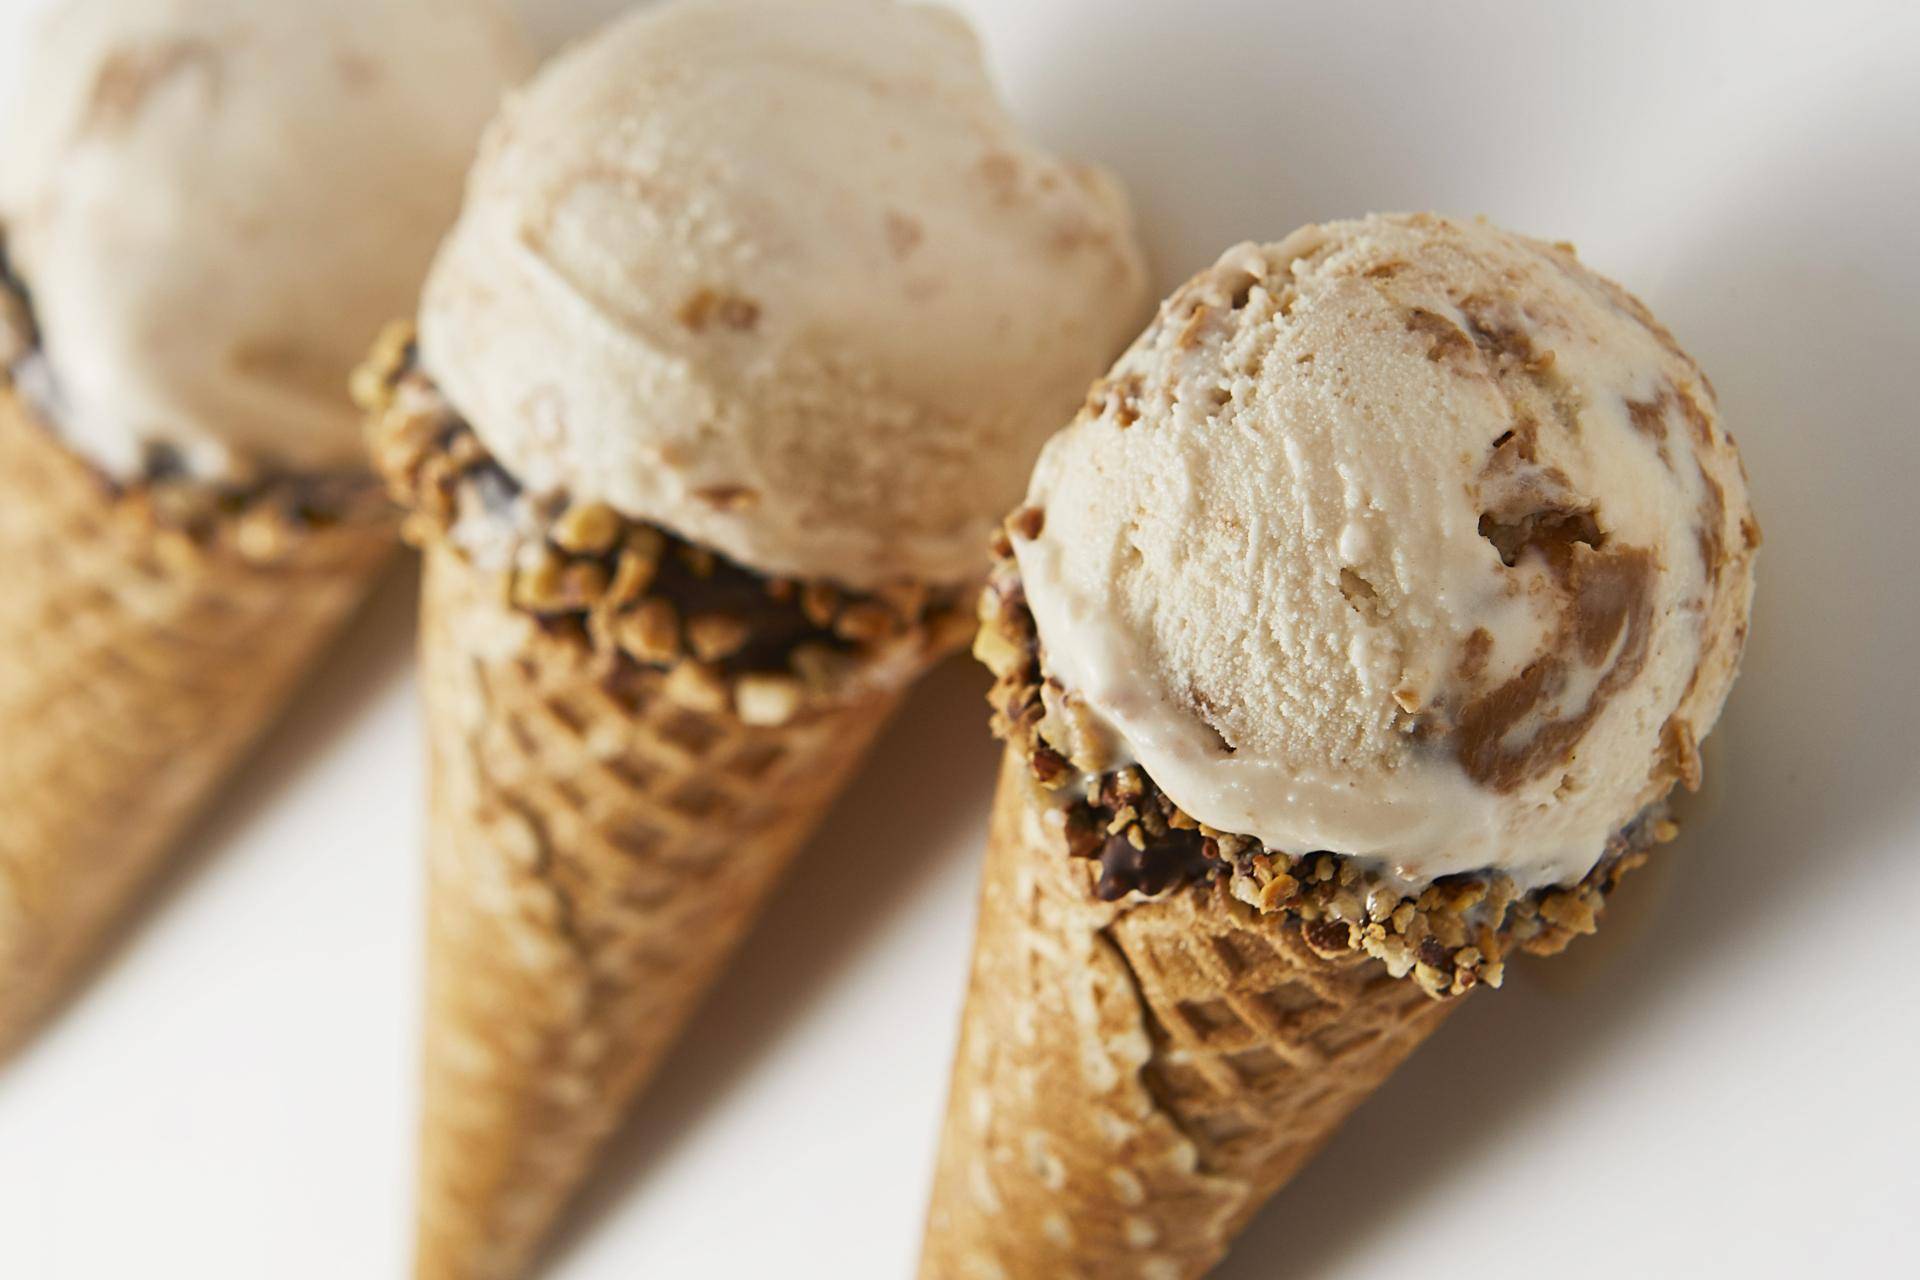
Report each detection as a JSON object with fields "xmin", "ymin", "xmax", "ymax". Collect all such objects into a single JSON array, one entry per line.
[{"xmin": 1, "ymin": 1, "xmax": 1916, "ymax": 1277}]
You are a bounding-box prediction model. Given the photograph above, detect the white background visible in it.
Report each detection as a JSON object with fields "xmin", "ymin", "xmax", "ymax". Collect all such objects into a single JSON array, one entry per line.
[{"xmin": 1, "ymin": 1, "xmax": 1917, "ymax": 1277}]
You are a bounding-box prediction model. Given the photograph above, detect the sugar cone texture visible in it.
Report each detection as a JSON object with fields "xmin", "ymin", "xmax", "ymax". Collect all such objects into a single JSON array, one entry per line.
[
  {"xmin": 921, "ymin": 748, "xmax": 1458, "ymax": 1279},
  {"xmin": 0, "ymin": 392, "xmax": 393, "ymax": 1058},
  {"xmin": 415, "ymin": 543, "xmax": 906, "ymax": 1280}
]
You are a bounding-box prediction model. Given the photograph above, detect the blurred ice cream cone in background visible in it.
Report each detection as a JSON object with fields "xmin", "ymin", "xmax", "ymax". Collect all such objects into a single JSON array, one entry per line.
[{"xmin": 0, "ymin": 0, "xmax": 528, "ymax": 1056}]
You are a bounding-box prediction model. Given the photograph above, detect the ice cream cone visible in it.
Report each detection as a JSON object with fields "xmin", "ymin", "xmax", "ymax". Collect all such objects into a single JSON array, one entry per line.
[
  {"xmin": 0, "ymin": 0, "xmax": 525, "ymax": 1055},
  {"xmin": 413, "ymin": 542, "xmax": 907, "ymax": 1280},
  {"xmin": 0, "ymin": 388, "xmax": 392, "ymax": 1058},
  {"xmin": 382, "ymin": 2, "xmax": 1149, "ymax": 1268},
  {"xmin": 920, "ymin": 749, "xmax": 1454, "ymax": 1280},
  {"xmin": 919, "ymin": 215, "xmax": 1758, "ymax": 1275}
]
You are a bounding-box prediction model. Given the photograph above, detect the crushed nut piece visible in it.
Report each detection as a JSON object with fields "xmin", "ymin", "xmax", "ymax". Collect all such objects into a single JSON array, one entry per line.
[
  {"xmin": 792, "ymin": 643, "xmax": 857, "ymax": 697},
  {"xmin": 735, "ymin": 674, "xmax": 803, "ymax": 727},
  {"xmin": 663, "ymin": 660, "xmax": 730, "ymax": 713},
  {"xmin": 550, "ymin": 501, "xmax": 622, "ymax": 555},
  {"xmin": 801, "ymin": 582, "xmax": 840, "ymax": 628},
  {"xmin": 614, "ymin": 599, "xmax": 681, "ymax": 665},
  {"xmin": 835, "ymin": 602, "xmax": 898, "ymax": 644},
  {"xmin": 686, "ymin": 612, "xmax": 751, "ymax": 663}
]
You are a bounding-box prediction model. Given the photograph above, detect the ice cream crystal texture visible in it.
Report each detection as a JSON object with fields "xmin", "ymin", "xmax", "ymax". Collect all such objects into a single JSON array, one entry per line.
[
  {"xmin": 1014, "ymin": 214, "xmax": 1758, "ymax": 894},
  {"xmin": 419, "ymin": 0, "xmax": 1149, "ymax": 591},
  {"xmin": 0, "ymin": 0, "xmax": 529, "ymax": 479}
]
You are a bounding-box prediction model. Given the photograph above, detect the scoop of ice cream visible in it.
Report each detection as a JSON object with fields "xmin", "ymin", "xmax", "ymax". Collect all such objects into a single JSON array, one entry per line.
[
  {"xmin": 1015, "ymin": 214, "xmax": 1758, "ymax": 893},
  {"xmin": 418, "ymin": 0, "xmax": 1149, "ymax": 591},
  {"xmin": 0, "ymin": 0, "xmax": 529, "ymax": 479}
]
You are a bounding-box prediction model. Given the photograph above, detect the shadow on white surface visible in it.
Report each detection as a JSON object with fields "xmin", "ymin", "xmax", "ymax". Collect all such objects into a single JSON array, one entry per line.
[
  {"xmin": 5, "ymin": 553, "xmax": 422, "ymax": 1070},
  {"xmin": 537, "ymin": 656, "xmax": 1000, "ymax": 1274}
]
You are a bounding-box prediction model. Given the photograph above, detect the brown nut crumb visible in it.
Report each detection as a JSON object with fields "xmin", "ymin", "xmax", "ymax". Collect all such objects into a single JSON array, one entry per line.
[
  {"xmin": 1303, "ymin": 918, "xmax": 1354, "ymax": 957},
  {"xmin": 234, "ymin": 509, "xmax": 292, "ymax": 563},
  {"xmin": 686, "ymin": 612, "xmax": 752, "ymax": 663},
  {"xmin": 801, "ymin": 582, "xmax": 840, "ymax": 628},
  {"xmin": 735, "ymin": 674, "xmax": 803, "ymax": 727},
  {"xmin": 1257, "ymin": 873, "xmax": 1299, "ymax": 912},
  {"xmin": 1429, "ymin": 913, "xmax": 1469, "ymax": 949},
  {"xmin": 606, "ymin": 544, "xmax": 660, "ymax": 606},
  {"xmin": 875, "ymin": 580, "xmax": 930, "ymax": 620},
  {"xmin": 663, "ymin": 660, "xmax": 730, "ymax": 713},
  {"xmin": 613, "ymin": 599, "xmax": 681, "ymax": 665},
  {"xmin": 558, "ymin": 561, "xmax": 610, "ymax": 609},
  {"xmin": 350, "ymin": 320, "xmax": 416, "ymax": 410},
  {"xmin": 511, "ymin": 550, "xmax": 566, "ymax": 612},
  {"xmin": 972, "ymin": 623, "xmax": 1025, "ymax": 677},
  {"xmin": 1537, "ymin": 891, "xmax": 1599, "ymax": 935},
  {"xmin": 835, "ymin": 602, "xmax": 899, "ymax": 644},
  {"xmin": 792, "ymin": 643, "xmax": 857, "ymax": 697},
  {"xmin": 153, "ymin": 528, "xmax": 203, "ymax": 574},
  {"xmin": 550, "ymin": 501, "xmax": 622, "ymax": 555}
]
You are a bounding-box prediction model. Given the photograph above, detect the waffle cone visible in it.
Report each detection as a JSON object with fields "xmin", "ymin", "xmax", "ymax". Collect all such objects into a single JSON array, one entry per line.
[
  {"xmin": 414, "ymin": 543, "xmax": 906, "ymax": 1280},
  {"xmin": 0, "ymin": 390, "xmax": 392, "ymax": 1058},
  {"xmin": 921, "ymin": 747, "xmax": 1457, "ymax": 1279}
]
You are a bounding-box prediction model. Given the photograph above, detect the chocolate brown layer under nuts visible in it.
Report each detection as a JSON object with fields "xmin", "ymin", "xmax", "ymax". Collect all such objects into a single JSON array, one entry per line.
[{"xmin": 678, "ymin": 544, "xmax": 717, "ymax": 578}]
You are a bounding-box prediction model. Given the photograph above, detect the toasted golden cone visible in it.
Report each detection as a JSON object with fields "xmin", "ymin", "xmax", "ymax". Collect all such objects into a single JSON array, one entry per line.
[
  {"xmin": 920, "ymin": 748, "xmax": 1457, "ymax": 1279},
  {"xmin": 415, "ymin": 542, "xmax": 914, "ymax": 1280},
  {"xmin": 0, "ymin": 389, "xmax": 393, "ymax": 1058}
]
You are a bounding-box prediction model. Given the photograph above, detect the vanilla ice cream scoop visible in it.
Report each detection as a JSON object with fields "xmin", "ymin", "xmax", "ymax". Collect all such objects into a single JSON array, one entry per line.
[
  {"xmin": 0, "ymin": 0, "xmax": 529, "ymax": 480},
  {"xmin": 418, "ymin": 0, "xmax": 1149, "ymax": 591},
  {"xmin": 1015, "ymin": 214, "xmax": 1758, "ymax": 894}
]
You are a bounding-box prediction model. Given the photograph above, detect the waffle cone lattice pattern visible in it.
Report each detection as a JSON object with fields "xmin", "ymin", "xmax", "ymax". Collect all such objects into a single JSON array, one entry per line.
[
  {"xmin": 0, "ymin": 391, "xmax": 392, "ymax": 1056},
  {"xmin": 921, "ymin": 748, "xmax": 1456, "ymax": 1279},
  {"xmin": 416, "ymin": 544, "xmax": 903, "ymax": 1280}
]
